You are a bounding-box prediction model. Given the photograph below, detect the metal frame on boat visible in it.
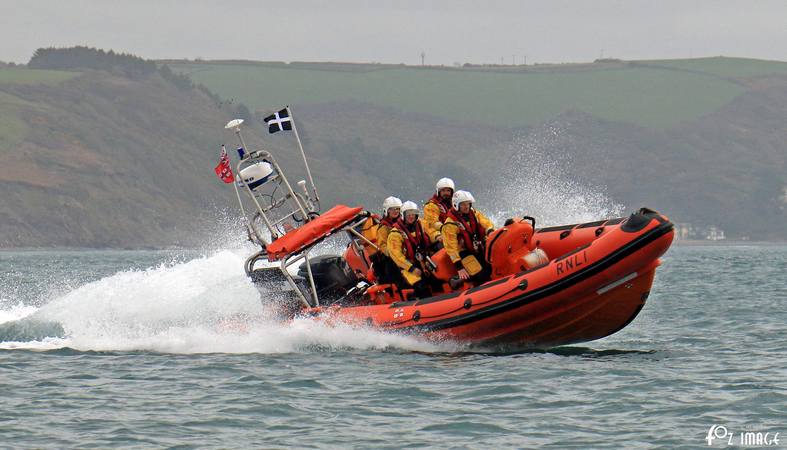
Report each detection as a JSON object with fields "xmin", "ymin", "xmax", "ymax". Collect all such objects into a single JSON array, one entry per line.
[{"xmin": 225, "ymin": 119, "xmax": 369, "ymax": 308}]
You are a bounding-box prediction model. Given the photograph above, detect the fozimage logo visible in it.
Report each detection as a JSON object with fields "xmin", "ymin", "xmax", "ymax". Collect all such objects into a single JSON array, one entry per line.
[{"xmin": 706, "ymin": 425, "xmax": 780, "ymax": 447}]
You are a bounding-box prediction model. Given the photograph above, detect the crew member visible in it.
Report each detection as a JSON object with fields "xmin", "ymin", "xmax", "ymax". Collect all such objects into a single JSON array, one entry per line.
[
  {"xmin": 387, "ymin": 201, "xmax": 440, "ymax": 298},
  {"xmin": 424, "ymin": 177, "xmax": 455, "ymax": 238},
  {"xmin": 442, "ymin": 190, "xmax": 495, "ymax": 284},
  {"xmin": 372, "ymin": 196, "xmax": 403, "ymax": 284},
  {"xmin": 376, "ymin": 196, "xmax": 401, "ymax": 256},
  {"xmin": 358, "ymin": 215, "xmax": 380, "ymax": 253}
]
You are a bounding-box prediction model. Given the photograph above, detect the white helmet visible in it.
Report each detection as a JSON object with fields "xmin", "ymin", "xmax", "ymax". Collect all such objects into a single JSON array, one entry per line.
[
  {"xmin": 436, "ymin": 177, "xmax": 455, "ymax": 193},
  {"xmin": 401, "ymin": 201, "xmax": 419, "ymax": 217},
  {"xmin": 452, "ymin": 190, "xmax": 475, "ymax": 210},
  {"xmin": 382, "ymin": 196, "xmax": 402, "ymax": 214}
]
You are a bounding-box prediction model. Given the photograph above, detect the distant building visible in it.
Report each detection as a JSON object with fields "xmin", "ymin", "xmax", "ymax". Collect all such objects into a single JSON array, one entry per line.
[
  {"xmin": 706, "ymin": 226, "xmax": 726, "ymax": 241},
  {"xmin": 675, "ymin": 223, "xmax": 694, "ymax": 240},
  {"xmin": 674, "ymin": 223, "xmax": 726, "ymax": 241}
]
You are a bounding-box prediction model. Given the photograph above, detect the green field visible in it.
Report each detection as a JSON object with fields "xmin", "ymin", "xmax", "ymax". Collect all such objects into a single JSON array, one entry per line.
[
  {"xmin": 0, "ymin": 68, "xmax": 77, "ymax": 152},
  {"xmin": 0, "ymin": 67, "xmax": 78, "ymax": 85},
  {"xmin": 638, "ymin": 57, "xmax": 787, "ymax": 79},
  {"xmin": 0, "ymin": 93, "xmax": 32, "ymax": 153},
  {"xmin": 167, "ymin": 57, "xmax": 787, "ymax": 129}
]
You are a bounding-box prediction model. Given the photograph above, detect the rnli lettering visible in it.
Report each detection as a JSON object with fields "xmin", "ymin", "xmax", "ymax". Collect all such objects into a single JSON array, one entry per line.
[{"xmin": 556, "ymin": 251, "xmax": 588, "ymax": 276}]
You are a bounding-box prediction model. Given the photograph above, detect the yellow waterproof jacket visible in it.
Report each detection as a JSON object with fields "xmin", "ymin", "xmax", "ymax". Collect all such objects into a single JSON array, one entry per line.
[
  {"xmin": 442, "ymin": 209, "xmax": 495, "ymax": 264},
  {"xmin": 386, "ymin": 219, "xmax": 438, "ymax": 285},
  {"xmin": 376, "ymin": 223, "xmax": 392, "ymax": 255},
  {"xmin": 423, "ymin": 198, "xmax": 449, "ymax": 235}
]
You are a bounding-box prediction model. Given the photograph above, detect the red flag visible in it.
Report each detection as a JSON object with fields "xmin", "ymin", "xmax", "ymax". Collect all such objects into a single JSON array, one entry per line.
[{"xmin": 214, "ymin": 146, "xmax": 235, "ymax": 183}]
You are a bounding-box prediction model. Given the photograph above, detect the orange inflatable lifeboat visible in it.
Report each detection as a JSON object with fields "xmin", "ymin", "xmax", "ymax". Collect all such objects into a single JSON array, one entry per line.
[
  {"xmin": 222, "ymin": 118, "xmax": 673, "ymax": 349},
  {"xmin": 251, "ymin": 206, "xmax": 674, "ymax": 349}
]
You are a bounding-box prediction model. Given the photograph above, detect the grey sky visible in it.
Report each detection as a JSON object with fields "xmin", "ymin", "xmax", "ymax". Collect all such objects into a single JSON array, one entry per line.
[{"xmin": 1, "ymin": 0, "xmax": 786, "ymax": 65}]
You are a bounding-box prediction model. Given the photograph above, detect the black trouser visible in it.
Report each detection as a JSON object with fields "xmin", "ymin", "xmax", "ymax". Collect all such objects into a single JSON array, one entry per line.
[
  {"xmin": 371, "ymin": 253, "xmax": 404, "ymax": 286},
  {"xmin": 411, "ymin": 280, "xmax": 432, "ymax": 299},
  {"xmin": 411, "ymin": 273, "xmax": 442, "ymax": 299}
]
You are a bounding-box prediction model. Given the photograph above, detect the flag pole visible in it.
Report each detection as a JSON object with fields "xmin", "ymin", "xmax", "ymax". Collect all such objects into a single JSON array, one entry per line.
[
  {"xmin": 286, "ymin": 106, "xmax": 320, "ymax": 209},
  {"xmin": 222, "ymin": 144, "xmax": 257, "ymax": 243},
  {"xmin": 226, "ymin": 146, "xmax": 246, "ymax": 217},
  {"xmin": 222, "ymin": 121, "xmax": 266, "ymax": 245}
]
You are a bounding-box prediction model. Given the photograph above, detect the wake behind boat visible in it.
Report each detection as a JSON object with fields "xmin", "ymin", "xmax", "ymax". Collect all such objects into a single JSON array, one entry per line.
[{"xmin": 216, "ymin": 113, "xmax": 674, "ymax": 349}]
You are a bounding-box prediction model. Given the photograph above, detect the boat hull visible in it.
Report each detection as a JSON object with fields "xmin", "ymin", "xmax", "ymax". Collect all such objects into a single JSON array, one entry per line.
[{"xmin": 303, "ymin": 209, "xmax": 674, "ymax": 349}]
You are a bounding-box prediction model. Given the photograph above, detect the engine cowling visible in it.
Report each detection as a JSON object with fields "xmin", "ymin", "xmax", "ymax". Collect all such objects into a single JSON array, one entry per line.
[{"xmin": 486, "ymin": 220, "xmax": 543, "ymax": 278}]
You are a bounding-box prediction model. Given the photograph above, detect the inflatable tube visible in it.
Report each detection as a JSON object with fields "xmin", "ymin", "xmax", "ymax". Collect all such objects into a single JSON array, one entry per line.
[{"xmin": 306, "ymin": 208, "xmax": 674, "ymax": 348}]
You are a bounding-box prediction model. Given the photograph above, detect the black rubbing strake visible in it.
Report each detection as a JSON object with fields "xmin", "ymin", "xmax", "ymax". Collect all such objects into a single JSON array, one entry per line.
[
  {"xmin": 621, "ymin": 213, "xmax": 652, "ymax": 233},
  {"xmin": 554, "ymin": 243, "xmax": 592, "ymax": 263},
  {"xmin": 536, "ymin": 224, "xmax": 577, "ymax": 233},
  {"xmin": 466, "ymin": 276, "xmax": 512, "ymax": 294},
  {"xmin": 578, "ymin": 220, "xmax": 607, "ymax": 229}
]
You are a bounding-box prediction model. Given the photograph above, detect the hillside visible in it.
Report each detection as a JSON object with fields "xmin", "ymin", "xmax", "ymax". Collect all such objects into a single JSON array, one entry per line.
[
  {"xmin": 0, "ymin": 66, "xmax": 264, "ymax": 248},
  {"xmin": 1, "ymin": 52, "xmax": 785, "ymax": 247},
  {"xmin": 170, "ymin": 57, "xmax": 787, "ymax": 240},
  {"xmin": 0, "ymin": 59, "xmax": 515, "ymax": 247}
]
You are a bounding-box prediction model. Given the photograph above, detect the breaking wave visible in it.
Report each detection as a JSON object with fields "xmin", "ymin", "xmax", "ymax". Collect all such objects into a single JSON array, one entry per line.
[
  {"xmin": 486, "ymin": 125, "xmax": 625, "ymax": 225},
  {"xmin": 0, "ymin": 248, "xmax": 445, "ymax": 354}
]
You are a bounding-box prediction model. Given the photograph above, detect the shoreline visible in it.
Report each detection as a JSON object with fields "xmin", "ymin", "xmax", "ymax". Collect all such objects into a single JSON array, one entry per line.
[
  {"xmin": 672, "ymin": 240, "xmax": 785, "ymax": 246},
  {"xmin": 0, "ymin": 246, "xmax": 194, "ymax": 253}
]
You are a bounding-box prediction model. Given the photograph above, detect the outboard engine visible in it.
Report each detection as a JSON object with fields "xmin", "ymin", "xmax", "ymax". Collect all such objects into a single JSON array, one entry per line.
[
  {"xmin": 297, "ymin": 255, "xmax": 359, "ymax": 303},
  {"xmin": 486, "ymin": 217, "xmax": 547, "ymax": 278}
]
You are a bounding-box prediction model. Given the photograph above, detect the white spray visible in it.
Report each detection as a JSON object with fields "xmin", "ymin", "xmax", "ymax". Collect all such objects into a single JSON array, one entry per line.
[
  {"xmin": 1, "ymin": 128, "xmax": 623, "ymax": 354},
  {"xmin": 485, "ymin": 124, "xmax": 624, "ymax": 226}
]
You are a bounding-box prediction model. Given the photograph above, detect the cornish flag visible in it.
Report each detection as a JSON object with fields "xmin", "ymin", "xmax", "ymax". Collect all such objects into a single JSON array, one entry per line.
[{"xmin": 264, "ymin": 107, "xmax": 293, "ymax": 133}]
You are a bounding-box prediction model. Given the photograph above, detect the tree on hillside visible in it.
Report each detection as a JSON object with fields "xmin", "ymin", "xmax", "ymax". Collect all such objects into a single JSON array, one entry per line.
[
  {"xmin": 159, "ymin": 64, "xmax": 193, "ymax": 90},
  {"xmin": 28, "ymin": 46, "xmax": 156, "ymax": 78},
  {"xmin": 25, "ymin": 46, "xmax": 284, "ymax": 163}
]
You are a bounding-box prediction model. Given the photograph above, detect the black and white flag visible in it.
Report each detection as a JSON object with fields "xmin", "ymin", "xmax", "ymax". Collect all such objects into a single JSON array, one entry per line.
[{"xmin": 264, "ymin": 107, "xmax": 293, "ymax": 133}]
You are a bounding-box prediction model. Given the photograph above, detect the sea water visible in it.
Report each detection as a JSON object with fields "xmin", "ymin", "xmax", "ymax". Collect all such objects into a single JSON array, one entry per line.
[{"xmin": 1, "ymin": 244, "xmax": 785, "ymax": 449}]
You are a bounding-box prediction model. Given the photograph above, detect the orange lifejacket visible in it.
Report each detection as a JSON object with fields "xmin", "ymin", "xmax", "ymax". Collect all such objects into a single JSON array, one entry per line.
[
  {"xmin": 394, "ymin": 219, "xmax": 431, "ymax": 263},
  {"xmin": 427, "ymin": 194, "xmax": 451, "ymax": 223},
  {"xmin": 447, "ymin": 209, "xmax": 486, "ymax": 255}
]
